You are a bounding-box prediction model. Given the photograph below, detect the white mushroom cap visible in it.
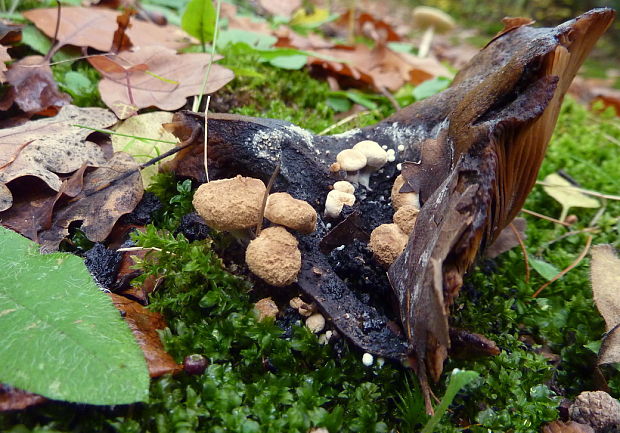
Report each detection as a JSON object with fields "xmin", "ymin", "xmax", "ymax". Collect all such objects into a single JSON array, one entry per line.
[
  {"xmin": 412, "ymin": 6, "xmax": 456, "ymax": 32},
  {"xmin": 369, "ymin": 223, "xmax": 408, "ymax": 267},
  {"xmin": 192, "ymin": 175, "xmax": 266, "ymax": 231},
  {"xmin": 336, "ymin": 149, "xmax": 367, "ymax": 171},
  {"xmin": 391, "ymin": 174, "xmax": 420, "ymax": 210},
  {"xmin": 333, "ymin": 180, "xmax": 355, "ymax": 195},
  {"xmin": 324, "ymin": 190, "xmax": 356, "ymax": 218},
  {"xmin": 245, "ymin": 226, "xmax": 301, "ymax": 287},
  {"xmin": 352, "ymin": 140, "xmax": 388, "ymax": 168},
  {"xmin": 265, "ymin": 192, "xmax": 317, "ymax": 234}
]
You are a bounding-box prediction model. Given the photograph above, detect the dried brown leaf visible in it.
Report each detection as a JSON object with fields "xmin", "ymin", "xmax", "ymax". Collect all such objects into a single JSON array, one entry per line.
[
  {"xmin": 89, "ymin": 46, "xmax": 234, "ymax": 119},
  {"xmin": 0, "ymin": 105, "xmax": 117, "ymax": 211},
  {"xmin": 23, "ymin": 6, "xmax": 191, "ymax": 52},
  {"xmin": 0, "ymin": 384, "xmax": 46, "ymax": 412},
  {"xmin": 0, "ymin": 55, "xmax": 71, "ymax": 115},
  {"xmin": 0, "ymin": 22, "xmax": 22, "ymax": 45},
  {"xmin": 590, "ymin": 244, "xmax": 620, "ymax": 365},
  {"xmin": 38, "ymin": 152, "xmax": 143, "ymax": 252},
  {"xmin": 0, "ymin": 45, "xmax": 9, "ymax": 83},
  {"xmin": 258, "ymin": 0, "xmax": 301, "ymax": 19},
  {"xmin": 486, "ymin": 16, "xmax": 536, "ymax": 47},
  {"xmin": 110, "ymin": 294, "xmax": 182, "ymax": 377},
  {"xmin": 309, "ymin": 44, "xmax": 451, "ymax": 91}
]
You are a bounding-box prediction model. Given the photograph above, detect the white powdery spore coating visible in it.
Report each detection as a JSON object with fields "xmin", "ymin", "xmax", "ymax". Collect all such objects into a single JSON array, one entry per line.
[
  {"xmin": 382, "ymin": 122, "xmax": 426, "ymax": 150},
  {"xmin": 286, "ymin": 124, "xmax": 315, "ymax": 148},
  {"xmin": 248, "ymin": 129, "xmax": 283, "ymax": 163}
]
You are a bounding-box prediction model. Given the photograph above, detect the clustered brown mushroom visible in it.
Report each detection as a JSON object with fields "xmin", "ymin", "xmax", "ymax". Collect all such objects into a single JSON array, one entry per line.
[
  {"xmin": 368, "ymin": 174, "xmax": 420, "ymax": 266},
  {"xmin": 192, "ymin": 175, "xmax": 318, "ymax": 287}
]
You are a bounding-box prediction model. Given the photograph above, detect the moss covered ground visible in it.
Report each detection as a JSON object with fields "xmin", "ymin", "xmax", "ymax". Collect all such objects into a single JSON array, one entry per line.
[{"xmin": 2, "ymin": 6, "xmax": 620, "ymax": 433}]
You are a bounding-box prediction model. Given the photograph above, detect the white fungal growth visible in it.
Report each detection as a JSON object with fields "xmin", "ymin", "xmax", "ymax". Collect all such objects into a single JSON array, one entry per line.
[{"xmin": 362, "ymin": 353, "xmax": 374, "ymax": 366}]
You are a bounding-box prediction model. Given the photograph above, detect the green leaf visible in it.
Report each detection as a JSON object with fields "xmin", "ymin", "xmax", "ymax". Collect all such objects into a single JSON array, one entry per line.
[
  {"xmin": 21, "ymin": 25, "xmax": 51, "ymax": 55},
  {"xmin": 529, "ymin": 255, "xmax": 561, "ymax": 281},
  {"xmin": 217, "ymin": 29, "xmax": 277, "ymax": 50},
  {"xmin": 413, "ymin": 77, "xmax": 451, "ymax": 101},
  {"xmin": 268, "ymin": 54, "xmax": 307, "ymax": 70},
  {"xmin": 0, "ymin": 227, "xmax": 149, "ymax": 405},
  {"xmin": 181, "ymin": 0, "xmax": 216, "ymax": 44},
  {"xmin": 542, "ymin": 173, "xmax": 600, "ymax": 221},
  {"xmin": 326, "ymin": 96, "xmax": 352, "ymax": 113},
  {"xmin": 421, "ymin": 369, "xmax": 479, "ymax": 433}
]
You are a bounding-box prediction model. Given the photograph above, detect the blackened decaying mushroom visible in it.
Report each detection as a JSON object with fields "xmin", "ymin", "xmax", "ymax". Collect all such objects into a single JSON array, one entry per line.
[{"xmin": 163, "ymin": 9, "xmax": 615, "ymax": 413}]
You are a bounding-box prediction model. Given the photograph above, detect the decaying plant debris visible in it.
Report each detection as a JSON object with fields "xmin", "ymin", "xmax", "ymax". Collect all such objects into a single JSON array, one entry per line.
[{"xmin": 161, "ymin": 9, "xmax": 615, "ymax": 412}]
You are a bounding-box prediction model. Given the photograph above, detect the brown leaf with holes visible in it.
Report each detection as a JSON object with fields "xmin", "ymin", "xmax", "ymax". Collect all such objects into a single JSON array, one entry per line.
[
  {"xmin": 0, "ymin": 384, "xmax": 46, "ymax": 412},
  {"xmin": 23, "ymin": 7, "xmax": 191, "ymax": 52},
  {"xmin": 308, "ymin": 43, "xmax": 451, "ymax": 91},
  {"xmin": 590, "ymin": 245, "xmax": 620, "ymax": 365},
  {"xmin": 89, "ymin": 46, "xmax": 234, "ymax": 119},
  {"xmin": 0, "ymin": 105, "xmax": 117, "ymax": 212},
  {"xmin": 0, "ymin": 55, "xmax": 71, "ymax": 115},
  {"xmin": 38, "ymin": 152, "xmax": 143, "ymax": 252},
  {"xmin": 335, "ymin": 10, "xmax": 401, "ymax": 43},
  {"xmin": 110, "ymin": 294, "xmax": 182, "ymax": 378}
]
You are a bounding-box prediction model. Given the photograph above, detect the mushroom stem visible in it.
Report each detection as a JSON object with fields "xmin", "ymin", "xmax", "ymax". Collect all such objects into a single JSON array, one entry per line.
[{"xmin": 418, "ymin": 25, "xmax": 435, "ymax": 58}]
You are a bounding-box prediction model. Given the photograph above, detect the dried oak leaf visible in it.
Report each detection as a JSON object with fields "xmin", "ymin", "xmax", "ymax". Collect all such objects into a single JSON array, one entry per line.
[
  {"xmin": 38, "ymin": 152, "xmax": 143, "ymax": 252},
  {"xmin": 0, "ymin": 105, "xmax": 117, "ymax": 211},
  {"xmin": 0, "ymin": 383, "xmax": 46, "ymax": 412},
  {"xmin": 89, "ymin": 46, "xmax": 234, "ymax": 119},
  {"xmin": 23, "ymin": 6, "xmax": 191, "ymax": 52},
  {"xmin": 590, "ymin": 244, "xmax": 620, "ymax": 365},
  {"xmin": 0, "ymin": 22, "xmax": 21, "ymax": 45},
  {"xmin": 0, "ymin": 55, "xmax": 71, "ymax": 115},
  {"xmin": 334, "ymin": 10, "xmax": 402, "ymax": 43},
  {"xmin": 110, "ymin": 294, "xmax": 181, "ymax": 377}
]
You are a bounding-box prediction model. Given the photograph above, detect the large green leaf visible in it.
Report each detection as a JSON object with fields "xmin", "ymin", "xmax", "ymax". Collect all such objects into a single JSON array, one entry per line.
[
  {"xmin": 181, "ymin": 0, "xmax": 216, "ymax": 44},
  {"xmin": 0, "ymin": 226, "xmax": 149, "ymax": 404}
]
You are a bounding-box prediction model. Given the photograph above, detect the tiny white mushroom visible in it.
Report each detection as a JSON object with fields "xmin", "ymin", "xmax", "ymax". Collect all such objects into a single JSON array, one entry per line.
[
  {"xmin": 352, "ymin": 140, "xmax": 388, "ymax": 188},
  {"xmin": 333, "ymin": 180, "xmax": 355, "ymax": 195},
  {"xmin": 324, "ymin": 189, "xmax": 356, "ymax": 219},
  {"xmin": 336, "ymin": 148, "xmax": 367, "ymax": 184},
  {"xmin": 362, "ymin": 353, "xmax": 374, "ymax": 366}
]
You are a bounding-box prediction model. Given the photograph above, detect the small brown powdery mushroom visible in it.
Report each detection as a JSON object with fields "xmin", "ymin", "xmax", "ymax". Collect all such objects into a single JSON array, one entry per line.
[
  {"xmin": 391, "ymin": 174, "xmax": 420, "ymax": 210},
  {"xmin": 254, "ymin": 297, "xmax": 279, "ymax": 321},
  {"xmin": 192, "ymin": 175, "xmax": 266, "ymax": 231},
  {"xmin": 393, "ymin": 204, "xmax": 419, "ymax": 235},
  {"xmin": 245, "ymin": 226, "xmax": 302, "ymax": 287},
  {"xmin": 265, "ymin": 192, "xmax": 317, "ymax": 234},
  {"xmin": 369, "ymin": 223, "xmax": 409, "ymax": 267},
  {"xmin": 569, "ymin": 391, "xmax": 620, "ymax": 433}
]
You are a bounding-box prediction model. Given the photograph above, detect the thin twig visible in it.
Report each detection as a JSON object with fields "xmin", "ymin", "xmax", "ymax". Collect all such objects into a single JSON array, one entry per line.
[
  {"xmin": 44, "ymin": 1, "xmax": 62, "ymax": 62},
  {"xmin": 604, "ymin": 133, "xmax": 620, "ymax": 147},
  {"xmin": 509, "ymin": 222, "xmax": 530, "ymax": 283},
  {"xmin": 255, "ymin": 163, "xmax": 281, "ymax": 237},
  {"xmin": 117, "ymin": 246, "xmax": 163, "ymax": 253},
  {"xmin": 318, "ymin": 109, "xmax": 376, "ymax": 135},
  {"xmin": 532, "ymin": 235, "xmax": 592, "ymax": 298},
  {"xmin": 540, "ymin": 226, "xmax": 600, "ymax": 250},
  {"xmin": 193, "ymin": 0, "xmax": 222, "ymax": 112},
  {"xmin": 72, "ymin": 125, "xmax": 179, "ymax": 144},
  {"xmin": 520, "ymin": 208, "xmax": 571, "ymax": 227},
  {"xmin": 203, "ymin": 95, "xmax": 211, "ymax": 182},
  {"xmin": 378, "ymin": 86, "xmax": 400, "ymax": 111}
]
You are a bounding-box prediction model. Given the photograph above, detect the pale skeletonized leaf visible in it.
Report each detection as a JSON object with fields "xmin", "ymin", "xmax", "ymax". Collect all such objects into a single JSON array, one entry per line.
[
  {"xmin": 590, "ymin": 244, "xmax": 620, "ymax": 365},
  {"xmin": 542, "ymin": 173, "xmax": 600, "ymax": 221},
  {"xmin": 111, "ymin": 112, "xmax": 180, "ymax": 186}
]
